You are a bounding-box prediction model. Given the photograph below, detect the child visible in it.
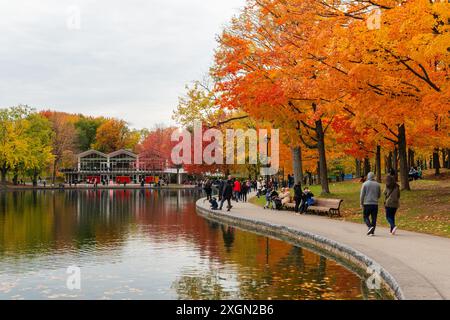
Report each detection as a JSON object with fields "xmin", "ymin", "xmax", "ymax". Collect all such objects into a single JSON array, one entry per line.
[
  {"xmin": 210, "ymin": 197, "xmax": 219, "ymax": 210},
  {"xmin": 264, "ymin": 188, "xmax": 276, "ymax": 209}
]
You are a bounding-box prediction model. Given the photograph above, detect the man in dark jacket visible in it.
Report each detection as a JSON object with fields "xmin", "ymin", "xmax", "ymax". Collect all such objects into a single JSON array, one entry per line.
[
  {"xmin": 219, "ymin": 176, "xmax": 234, "ymax": 211},
  {"xmin": 218, "ymin": 179, "xmax": 225, "ymax": 201},
  {"xmin": 293, "ymin": 182, "xmax": 302, "ymax": 213}
]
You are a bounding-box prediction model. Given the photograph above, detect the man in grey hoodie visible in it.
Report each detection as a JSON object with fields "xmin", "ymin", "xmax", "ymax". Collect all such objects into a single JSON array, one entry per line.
[{"xmin": 360, "ymin": 172, "xmax": 381, "ymax": 236}]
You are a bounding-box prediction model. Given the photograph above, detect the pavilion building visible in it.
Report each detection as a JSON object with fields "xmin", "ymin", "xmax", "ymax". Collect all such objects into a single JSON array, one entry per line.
[{"xmin": 62, "ymin": 149, "xmax": 180, "ymax": 184}]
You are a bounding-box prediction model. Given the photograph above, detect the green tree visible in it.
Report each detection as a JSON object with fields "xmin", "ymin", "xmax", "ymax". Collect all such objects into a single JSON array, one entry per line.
[
  {"xmin": 75, "ymin": 116, "xmax": 107, "ymax": 151},
  {"xmin": 24, "ymin": 113, "xmax": 55, "ymax": 186}
]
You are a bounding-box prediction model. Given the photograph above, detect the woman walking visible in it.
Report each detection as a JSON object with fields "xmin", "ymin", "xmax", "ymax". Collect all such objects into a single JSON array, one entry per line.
[{"xmin": 384, "ymin": 175, "xmax": 400, "ymax": 235}]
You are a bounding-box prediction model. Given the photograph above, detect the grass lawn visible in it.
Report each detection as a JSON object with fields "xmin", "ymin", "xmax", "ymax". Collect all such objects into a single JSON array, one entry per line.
[{"xmin": 250, "ymin": 169, "xmax": 450, "ymax": 238}]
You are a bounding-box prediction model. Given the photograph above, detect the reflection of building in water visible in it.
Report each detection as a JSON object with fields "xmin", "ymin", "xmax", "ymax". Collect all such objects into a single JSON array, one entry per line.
[{"xmin": 61, "ymin": 149, "xmax": 186, "ymax": 184}]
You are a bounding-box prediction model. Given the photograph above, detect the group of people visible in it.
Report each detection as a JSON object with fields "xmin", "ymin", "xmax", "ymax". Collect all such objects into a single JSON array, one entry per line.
[
  {"xmin": 361, "ymin": 172, "xmax": 401, "ymax": 236},
  {"xmin": 204, "ymin": 177, "xmax": 259, "ymax": 212},
  {"xmin": 260, "ymin": 182, "xmax": 314, "ymax": 214},
  {"xmin": 409, "ymin": 166, "xmax": 423, "ymax": 181}
]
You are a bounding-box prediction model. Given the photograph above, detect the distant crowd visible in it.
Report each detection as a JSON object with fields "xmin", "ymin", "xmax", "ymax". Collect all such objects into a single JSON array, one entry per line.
[{"xmin": 201, "ymin": 176, "xmax": 315, "ymax": 215}]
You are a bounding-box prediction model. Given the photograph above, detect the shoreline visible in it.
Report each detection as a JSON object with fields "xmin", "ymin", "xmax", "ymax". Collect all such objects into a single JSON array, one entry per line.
[{"xmin": 0, "ymin": 185, "xmax": 199, "ymax": 191}]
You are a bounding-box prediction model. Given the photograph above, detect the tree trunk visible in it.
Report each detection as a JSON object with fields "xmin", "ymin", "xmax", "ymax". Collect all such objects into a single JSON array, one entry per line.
[
  {"xmin": 393, "ymin": 146, "xmax": 399, "ymax": 182},
  {"xmin": 398, "ymin": 124, "xmax": 410, "ymax": 191},
  {"xmin": 447, "ymin": 149, "xmax": 450, "ymax": 169},
  {"xmin": 291, "ymin": 146, "xmax": 303, "ymax": 185},
  {"xmin": 32, "ymin": 170, "xmax": 38, "ymax": 187},
  {"xmin": 355, "ymin": 158, "xmax": 361, "ymax": 178},
  {"xmin": 0, "ymin": 163, "xmax": 8, "ymax": 185},
  {"xmin": 442, "ymin": 149, "xmax": 446, "ymax": 170},
  {"xmin": 316, "ymin": 162, "xmax": 321, "ymax": 185},
  {"xmin": 363, "ymin": 157, "xmax": 371, "ymax": 176},
  {"xmin": 385, "ymin": 153, "xmax": 392, "ymax": 174},
  {"xmin": 433, "ymin": 148, "xmax": 440, "ymax": 176},
  {"xmin": 376, "ymin": 145, "xmax": 382, "ymax": 183},
  {"xmin": 408, "ymin": 148, "xmax": 415, "ymax": 169},
  {"xmin": 52, "ymin": 159, "xmax": 58, "ymax": 185},
  {"xmin": 315, "ymin": 118, "xmax": 330, "ymax": 194}
]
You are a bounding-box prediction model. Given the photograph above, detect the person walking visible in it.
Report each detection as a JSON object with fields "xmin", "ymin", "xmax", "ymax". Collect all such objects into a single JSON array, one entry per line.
[
  {"xmin": 293, "ymin": 182, "xmax": 302, "ymax": 213},
  {"xmin": 241, "ymin": 181, "xmax": 248, "ymax": 202},
  {"xmin": 218, "ymin": 179, "xmax": 225, "ymax": 201},
  {"xmin": 384, "ymin": 175, "xmax": 400, "ymax": 235},
  {"xmin": 233, "ymin": 179, "xmax": 241, "ymax": 203},
  {"xmin": 204, "ymin": 179, "xmax": 213, "ymax": 200},
  {"xmin": 219, "ymin": 177, "xmax": 234, "ymax": 212},
  {"xmin": 256, "ymin": 179, "xmax": 263, "ymax": 198},
  {"xmin": 360, "ymin": 172, "xmax": 381, "ymax": 236}
]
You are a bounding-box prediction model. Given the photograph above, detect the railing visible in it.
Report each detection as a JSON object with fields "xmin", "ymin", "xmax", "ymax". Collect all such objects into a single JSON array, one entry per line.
[{"xmin": 60, "ymin": 168, "xmax": 166, "ymax": 174}]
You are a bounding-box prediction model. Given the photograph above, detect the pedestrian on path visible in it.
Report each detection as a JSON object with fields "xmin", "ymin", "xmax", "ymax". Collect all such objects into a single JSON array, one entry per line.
[
  {"xmin": 384, "ymin": 175, "xmax": 400, "ymax": 235},
  {"xmin": 204, "ymin": 179, "xmax": 213, "ymax": 201},
  {"xmin": 219, "ymin": 176, "xmax": 233, "ymax": 212},
  {"xmin": 233, "ymin": 179, "xmax": 241, "ymax": 203},
  {"xmin": 360, "ymin": 172, "xmax": 381, "ymax": 236},
  {"xmin": 240, "ymin": 181, "xmax": 248, "ymax": 202}
]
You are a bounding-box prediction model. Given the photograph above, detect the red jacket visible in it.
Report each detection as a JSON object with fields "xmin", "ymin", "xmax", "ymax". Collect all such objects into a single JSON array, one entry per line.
[{"xmin": 233, "ymin": 180, "xmax": 241, "ymax": 192}]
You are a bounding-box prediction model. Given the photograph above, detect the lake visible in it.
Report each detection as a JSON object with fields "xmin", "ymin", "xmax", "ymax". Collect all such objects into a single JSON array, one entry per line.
[{"xmin": 0, "ymin": 190, "xmax": 387, "ymax": 300}]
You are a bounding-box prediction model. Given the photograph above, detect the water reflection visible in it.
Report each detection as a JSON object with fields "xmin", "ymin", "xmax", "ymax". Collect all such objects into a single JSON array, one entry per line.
[{"xmin": 0, "ymin": 190, "xmax": 387, "ymax": 300}]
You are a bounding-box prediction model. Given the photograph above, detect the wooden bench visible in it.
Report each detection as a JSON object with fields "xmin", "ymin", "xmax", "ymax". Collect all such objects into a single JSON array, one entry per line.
[{"xmin": 285, "ymin": 198, "xmax": 343, "ymax": 217}]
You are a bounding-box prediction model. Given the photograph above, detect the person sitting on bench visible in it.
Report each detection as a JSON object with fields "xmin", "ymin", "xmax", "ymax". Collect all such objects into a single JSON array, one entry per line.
[
  {"xmin": 409, "ymin": 167, "xmax": 420, "ymax": 181},
  {"xmin": 279, "ymin": 188, "xmax": 291, "ymax": 209},
  {"xmin": 300, "ymin": 187, "xmax": 315, "ymax": 214}
]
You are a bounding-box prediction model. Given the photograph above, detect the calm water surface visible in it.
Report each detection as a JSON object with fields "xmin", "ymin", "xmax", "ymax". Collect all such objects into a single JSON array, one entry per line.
[{"xmin": 0, "ymin": 190, "xmax": 386, "ymax": 300}]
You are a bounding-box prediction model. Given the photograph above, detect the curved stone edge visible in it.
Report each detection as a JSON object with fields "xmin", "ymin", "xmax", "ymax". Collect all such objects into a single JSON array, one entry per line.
[{"xmin": 196, "ymin": 199, "xmax": 405, "ymax": 300}]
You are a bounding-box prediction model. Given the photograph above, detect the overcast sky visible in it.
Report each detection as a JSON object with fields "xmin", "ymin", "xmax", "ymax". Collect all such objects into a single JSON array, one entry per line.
[{"xmin": 0, "ymin": 0, "xmax": 245, "ymax": 129}]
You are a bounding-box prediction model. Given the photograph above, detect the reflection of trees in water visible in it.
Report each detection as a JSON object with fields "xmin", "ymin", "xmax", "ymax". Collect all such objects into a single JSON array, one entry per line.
[
  {"xmin": 0, "ymin": 190, "xmax": 204, "ymax": 255},
  {"xmin": 230, "ymin": 244, "xmax": 351, "ymax": 300},
  {"xmin": 172, "ymin": 268, "xmax": 231, "ymax": 300},
  {"xmin": 0, "ymin": 190, "xmax": 374, "ymax": 300}
]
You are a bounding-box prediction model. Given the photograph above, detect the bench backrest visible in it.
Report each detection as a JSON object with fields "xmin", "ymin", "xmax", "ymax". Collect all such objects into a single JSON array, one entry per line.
[{"xmin": 314, "ymin": 198, "xmax": 343, "ymax": 209}]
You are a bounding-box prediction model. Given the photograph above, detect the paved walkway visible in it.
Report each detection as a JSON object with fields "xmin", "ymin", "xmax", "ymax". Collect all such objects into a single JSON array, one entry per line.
[{"xmin": 197, "ymin": 197, "xmax": 450, "ymax": 300}]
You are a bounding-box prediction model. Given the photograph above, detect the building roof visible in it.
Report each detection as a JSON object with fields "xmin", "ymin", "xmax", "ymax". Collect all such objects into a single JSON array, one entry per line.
[
  {"xmin": 107, "ymin": 149, "xmax": 137, "ymax": 158},
  {"xmin": 78, "ymin": 150, "xmax": 108, "ymax": 159}
]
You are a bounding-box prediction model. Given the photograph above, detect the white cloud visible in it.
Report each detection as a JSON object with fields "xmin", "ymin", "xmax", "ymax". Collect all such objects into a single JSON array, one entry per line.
[{"xmin": 0, "ymin": 0, "xmax": 245, "ymax": 128}]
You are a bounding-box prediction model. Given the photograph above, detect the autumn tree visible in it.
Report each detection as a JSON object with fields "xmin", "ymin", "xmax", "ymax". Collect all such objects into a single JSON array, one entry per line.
[
  {"xmin": 41, "ymin": 111, "xmax": 77, "ymax": 185},
  {"xmin": 92, "ymin": 119, "xmax": 140, "ymax": 154},
  {"xmin": 0, "ymin": 106, "xmax": 31, "ymax": 184}
]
